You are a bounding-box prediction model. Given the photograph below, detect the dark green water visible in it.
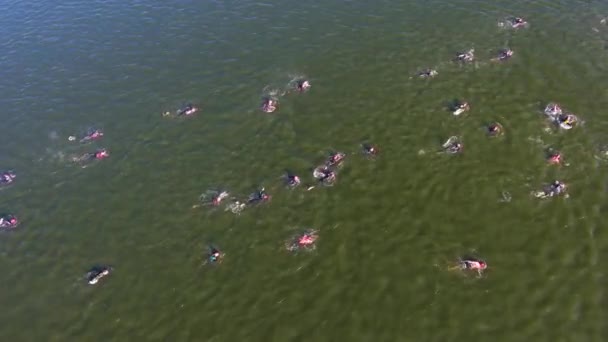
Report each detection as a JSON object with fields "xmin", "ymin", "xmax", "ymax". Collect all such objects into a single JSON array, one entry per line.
[{"xmin": 1, "ymin": 0, "xmax": 608, "ymax": 341}]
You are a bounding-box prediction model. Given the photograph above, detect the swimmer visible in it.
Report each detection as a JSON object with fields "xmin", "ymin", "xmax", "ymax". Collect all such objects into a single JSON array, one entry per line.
[
  {"xmin": 326, "ymin": 152, "xmax": 346, "ymax": 167},
  {"xmin": 74, "ymin": 148, "xmax": 110, "ymax": 163},
  {"xmin": 197, "ymin": 190, "xmax": 229, "ymax": 207},
  {"xmin": 362, "ymin": 143, "xmax": 378, "ymax": 156},
  {"xmin": 507, "ymin": 17, "xmax": 528, "ymax": 29},
  {"xmin": 417, "ymin": 69, "xmax": 438, "ymax": 79},
  {"xmin": 442, "ymin": 136, "xmax": 463, "ymax": 154},
  {"xmin": 206, "ymin": 246, "xmax": 224, "ymax": 264},
  {"xmin": 286, "ymin": 230, "xmax": 318, "ymax": 251},
  {"xmin": 177, "ymin": 103, "xmax": 198, "ymax": 116},
  {"xmin": 487, "ymin": 122, "xmax": 503, "ymax": 137},
  {"xmin": 225, "ymin": 201, "xmax": 246, "ymax": 214},
  {"xmin": 546, "ymin": 150, "xmax": 562, "ymax": 165},
  {"xmin": 261, "ymin": 98, "xmax": 277, "ymax": 113},
  {"xmin": 248, "ymin": 187, "xmax": 271, "ymax": 204},
  {"xmin": 296, "ymin": 79, "xmax": 311, "ymax": 92},
  {"xmin": 79, "ymin": 128, "xmax": 104, "ymax": 143},
  {"xmin": 451, "ymin": 100, "xmax": 470, "ymax": 116},
  {"xmin": 211, "ymin": 191, "xmax": 229, "ymax": 206},
  {"xmin": 492, "ymin": 48, "xmax": 513, "ymax": 62},
  {"xmin": 533, "ymin": 180, "xmax": 567, "ymax": 198},
  {"xmin": 313, "ymin": 165, "xmax": 337, "ymax": 185},
  {"xmin": 86, "ymin": 265, "xmax": 112, "ymax": 285},
  {"xmin": 0, "ymin": 171, "xmax": 16, "ymax": 185},
  {"xmin": 455, "ymin": 49, "xmax": 474, "ymax": 63},
  {"xmin": 163, "ymin": 103, "xmax": 198, "ymax": 117},
  {"xmin": 544, "ymin": 103, "xmax": 562, "ymax": 117},
  {"xmin": 285, "ymin": 171, "xmax": 301, "ymax": 188},
  {"xmin": 556, "ymin": 113, "xmax": 578, "ymax": 130},
  {"xmin": 0, "ymin": 214, "xmax": 18, "ymax": 229},
  {"xmin": 457, "ymin": 258, "xmax": 487, "ymax": 277}
]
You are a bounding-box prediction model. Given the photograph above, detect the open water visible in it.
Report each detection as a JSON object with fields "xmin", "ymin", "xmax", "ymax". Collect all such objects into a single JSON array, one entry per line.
[{"xmin": 1, "ymin": 0, "xmax": 608, "ymax": 341}]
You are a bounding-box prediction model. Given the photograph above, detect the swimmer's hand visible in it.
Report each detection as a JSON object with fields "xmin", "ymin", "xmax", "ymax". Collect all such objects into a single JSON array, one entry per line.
[{"xmin": 68, "ymin": 136, "xmax": 76, "ymax": 141}]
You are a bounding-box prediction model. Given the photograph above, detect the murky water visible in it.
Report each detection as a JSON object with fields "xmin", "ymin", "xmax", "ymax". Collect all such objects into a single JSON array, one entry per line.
[{"xmin": 1, "ymin": 0, "xmax": 607, "ymax": 341}]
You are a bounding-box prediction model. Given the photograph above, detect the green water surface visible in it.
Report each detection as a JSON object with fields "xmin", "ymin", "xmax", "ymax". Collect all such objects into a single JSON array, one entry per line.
[{"xmin": 1, "ymin": 0, "xmax": 608, "ymax": 341}]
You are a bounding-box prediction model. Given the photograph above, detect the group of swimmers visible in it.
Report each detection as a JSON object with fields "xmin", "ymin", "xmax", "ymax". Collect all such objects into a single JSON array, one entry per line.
[
  {"xmin": 68, "ymin": 128, "xmax": 110, "ymax": 165},
  {"xmin": 2, "ymin": 16, "xmax": 551, "ymax": 285},
  {"xmin": 420, "ymin": 16, "xmax": 577, "ymax": 204}
]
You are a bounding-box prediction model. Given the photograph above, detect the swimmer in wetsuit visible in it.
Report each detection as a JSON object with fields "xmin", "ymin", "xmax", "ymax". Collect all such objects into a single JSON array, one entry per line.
[
  {"xmin": 80, "ymin": 129, "xmax": 104, "ymax": 143},
  {"xmin": 0, "ymin": 171, "xmax": 16, "ymax": 185},
  {"xmin": 451, "ymin": 100, "xmax": 470, "ymax": 116},
  {"xmin": 362, "ymin": 143, "xmax": 378, "ymax": 156},
  {"xmin": 534, "ymin": 180, "xmax": 567, "ymax": 198},
  {"xmin": 74, "ymin": 149, "xmax": 109, "ymax": 163},
  {"xmin": 459, "ymin": 258, "xmax": 487, "ymax": 276},
  {"xmin": 261, "ymin": 98, "xmax": 277, "ymax": 113},
  {"xmin": 493, "ymin": 48, "xmax": 513, "ymax": 62},
  {"xmin": 207, "ymin": 246, "xmax": 224, "ymax": 264},
  {"xmin": 544, "ymin": 103, "xmax": 562, "ymax": 117},
  {"xmin": 248, "ymin": 188, "xmax": 271, "ymax": 204},
  {"xmin": 286, "ymin": 230, "xmax": 318, "ymax": 251},
  {"xmin": 487, "ymin": 122, "xmax": 503, "ymax": 137},
  {"xmin": 326, "ymin": 152, "xmax": 346, "ymax": 167},
  {"xmin": 285, "ymin": 171, "xmax": 301, "ymax": 188},
  {"xmin": 455, "ymin": 49, "xmax": 474, "ymax": 63},
  {"xmin": 0, "ymin": 214, "xmax": 18, "ymax": 229},
  {"xmin": 557, "ymin": 114, "xmax": 577, "ymax": 129},
  {"xmin": 547, "ymin": 150, "xmax": 562, "ymax": 165},
  {"xmin": 313, "ymin": 166, "xmax": 336, "ymax": 185},
  {"xmin": 442, "ymin": 136, "xmax": 463, "ymax": 154},
  {"xmin": 508, "ymin": 17, "xmax": 527, "ymax": 28},
  {"xmin": 417, "ymin": 69, "xmax": 438, "ymax": 79},
  {"xmin": 296, "ymin": 79, "xmax": 311, "ymax": 92},
  {"xmin": 177, "ymin": 103, "xmax": 198, "ymax": 116},
  {"xmin": 87, "ymin": 265, "xmax": 112, "ymax": 285}
]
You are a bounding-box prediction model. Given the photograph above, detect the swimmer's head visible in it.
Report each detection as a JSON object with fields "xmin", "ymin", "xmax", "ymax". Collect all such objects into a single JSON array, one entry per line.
[{"xmin": 96, "ymin": 149, "xmax": 109, "ymax": 159}]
